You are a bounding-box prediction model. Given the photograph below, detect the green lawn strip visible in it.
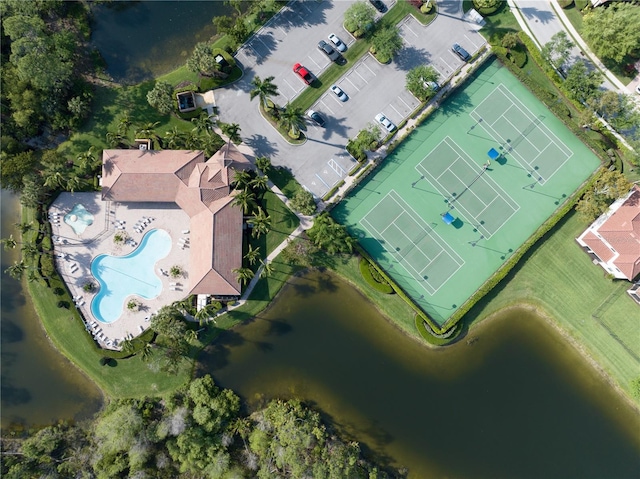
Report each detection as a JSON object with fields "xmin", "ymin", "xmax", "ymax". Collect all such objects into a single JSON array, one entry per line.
[
  {"xmin": 469, "ymin": 211, "xmax": 640, "ymax": 401},
  {"xmin": 247, "ymin": 190, "xmax": 300, "ymax": 260},
  {"xmin": 268, "ymin": 166, "xmax": 305, "ymax": 199},
  {"xmin": 562, "ymin": 4, "xmax": 584, "ymax": 33}
]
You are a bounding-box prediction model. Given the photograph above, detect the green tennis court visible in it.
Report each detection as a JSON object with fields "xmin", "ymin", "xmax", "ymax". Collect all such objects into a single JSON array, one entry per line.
[
  {"xmin": 416, "ymin": 137, "xmax": 519, "ymax": 239},
  {"xmin": 333, "ymin": 58, "xmax": 601, "ymax": 326},
  {"xmin": 469, "ymin": 84, "xmax": 573, "ymax": 185},
  {"xmin": 361, "ymin": 190, "xmax": 463, "ymax": 294}
]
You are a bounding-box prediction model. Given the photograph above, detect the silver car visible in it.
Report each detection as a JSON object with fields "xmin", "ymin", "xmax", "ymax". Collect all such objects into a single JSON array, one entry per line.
[
  {"xmin": 375, "ymin": 113, "xmax": 396, "ymax": 132},
  {"xmin": 331, "ymin": 85, "xmax": 348, "ymax": 102},
  {"xmin": 328, "ymin": 33, "xmax": 347, "ymax": 52}
]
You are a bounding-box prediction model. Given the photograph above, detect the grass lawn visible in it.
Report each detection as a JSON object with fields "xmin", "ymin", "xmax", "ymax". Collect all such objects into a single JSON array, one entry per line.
[
  {"xmin": 469, "ymin": 210, "xmax": 640, "ymax": 401},
  {"xmin": 22, "ymin": 207, "xmax": 191, "ymax": 398}
]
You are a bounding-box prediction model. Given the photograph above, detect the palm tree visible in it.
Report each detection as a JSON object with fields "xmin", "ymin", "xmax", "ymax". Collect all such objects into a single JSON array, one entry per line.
[
  {"xmin": 279, "ymin": 103, "xmax": 305, "ymax": 139},
  {"xmin": 121, "ymin": 338, "xmax": 135, "ymax": 354},
  {"xmin": 1, "ymin": 234, "xmax": 18, "ymax": 250},
  {"xmin": 249, "ymin": 75, "xmax": 279, "ymax": 110},
  {"xmin": 135, "ymin": 122, "xmax": 161, "ymax": 144},
  {"xmin": 66, "ymin": 175, "xmax": 81, "ymax": 193},
  {"xmin": 232, "ymin": 190, "xmax": 257, "ymax": 215},
  {"xmin": 191, "ymin": 111, "xmax": 214, "ymax": 135},
  {"xmin": 5, "ymin": 261, "xmax": 27, "ymax": 280},
  {"xmin": 21, "ymin": 242, "xmax": 39, "ymax": 260},
  {"xmin": 251, "ymin": 174, "xmax": 269, "ymax": 192},
  {"xmin": 233, "ymin": 267, "xmax": 255, "ymax": 287},
  {"xmin": 219, "ymin": 122, "xmax": 242, "ymax": 145},
  {"xmin": 231, "ymin": 417, "xmax": 252, "ymax": 453},
  {"xmin": 259, "ymin": 259, "xmax": 274, "ymax": 279},
  {"xmin": 247, "ymin": 207, "xmax": 271, "ymax": 238},
  {"xmin": 255, "ymin": 156, "xmax": 272, "ymax": 174},
  {"xmin": 118, "ymin": 111, "xmax": 132, "ymax": 137},
  {"xmin": 15, "ymin": 222, "xmax": 34, "ymax": 235},
  {"xmin": 231, "ymin": 169, "xmax": 252, "ymax": 191},
  {"xmin": 76, "ymin": 146, "xmax": 97, "ymax": 176},
  {"xmin": 43, "ymin": 170, "xmax": 67, "ymax": 190},
  {"xmin": 140, "ymin": 343, "xmax": 154, "ymax": 362},
  {"xmin": 165, "ymin": 126, "xmax": 187, "ymax": 149},
  {"xmin": 185, "ymin": 329, "xmax": 198, "ymax": 344},
  {"xmin": 194, "ymin": 307, "xmax": 210, "ymax": 326},
  {"xmin": 244, "ymin": 244, "xmax": 261, "ymax": 266},
  {"xmin": 105, "ymin": 131, "xmax": 125, "ymax": 148}
]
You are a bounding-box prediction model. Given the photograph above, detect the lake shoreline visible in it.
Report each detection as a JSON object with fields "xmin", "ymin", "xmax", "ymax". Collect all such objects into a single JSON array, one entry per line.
[{"xmin": 472, "ymin": 302, "xmax": 640, "ymax": 413}]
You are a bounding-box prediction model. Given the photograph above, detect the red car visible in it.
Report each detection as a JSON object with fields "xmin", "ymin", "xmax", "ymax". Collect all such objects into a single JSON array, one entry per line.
[{"xmin": 293, "ymin": 63, "xmax": 313, "ymax": 85}]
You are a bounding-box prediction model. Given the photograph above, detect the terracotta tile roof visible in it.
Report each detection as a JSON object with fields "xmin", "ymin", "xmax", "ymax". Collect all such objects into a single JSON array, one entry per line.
[
  {"xmin": 581, "ymin": 231, "xmax": 614, "ymax": 263},
  {"xmin": 578, "ymin": 186, "xmax": 640, "ymax": 281},
  {"xmin": 101, "ymin": 145, "xmax": 252, "ymax": 296}
]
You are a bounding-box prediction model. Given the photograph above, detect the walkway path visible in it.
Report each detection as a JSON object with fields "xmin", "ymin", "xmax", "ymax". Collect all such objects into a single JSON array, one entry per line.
[{"xmin": 509, "ymin": 0, "xmax": 640, "ymax": 95}]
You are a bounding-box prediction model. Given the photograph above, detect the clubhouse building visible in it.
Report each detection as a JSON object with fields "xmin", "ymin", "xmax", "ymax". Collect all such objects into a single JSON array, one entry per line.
[{"xmin": 101, "ymin": 144, "xmax": 252, "ymax": 298}]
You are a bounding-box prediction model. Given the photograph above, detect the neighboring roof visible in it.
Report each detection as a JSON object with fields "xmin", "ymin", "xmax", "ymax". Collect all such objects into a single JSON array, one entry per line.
[
  {"xmin": 101, "ymin": 145, "xmax": 252, "ymax": 296},
  {"xmin": 578, "ymin": 185, "xmax": 640, "ymax": 281}
]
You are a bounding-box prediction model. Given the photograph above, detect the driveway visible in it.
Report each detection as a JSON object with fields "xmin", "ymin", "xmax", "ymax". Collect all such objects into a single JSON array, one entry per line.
[{"xmin": 214, "ymin": 0, "xmax": 486, "ymax": 198}]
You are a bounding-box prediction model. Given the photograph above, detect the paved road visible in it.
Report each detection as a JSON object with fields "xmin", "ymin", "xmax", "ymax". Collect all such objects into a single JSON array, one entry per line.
[{"xmin": 214, "ymin": 0, "xmax": 486, "ymax": 198}]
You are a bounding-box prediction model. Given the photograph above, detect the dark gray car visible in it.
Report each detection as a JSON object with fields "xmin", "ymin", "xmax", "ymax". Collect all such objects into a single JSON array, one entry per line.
[{"xmin": 318, "ymin": 40, "xmax": 346, "ymax": 65}]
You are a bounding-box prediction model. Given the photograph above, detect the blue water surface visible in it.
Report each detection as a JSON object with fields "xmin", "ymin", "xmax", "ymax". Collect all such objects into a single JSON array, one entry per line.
[{"xmin": 91, "ymin": 229, "xmax": 172, "ymax": 323}]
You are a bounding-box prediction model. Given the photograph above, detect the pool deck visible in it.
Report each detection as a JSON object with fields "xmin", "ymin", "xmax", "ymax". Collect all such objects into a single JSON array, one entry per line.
[{"xmin": 50, "ymin": 192, "xmax": 191, "ymax": 349}]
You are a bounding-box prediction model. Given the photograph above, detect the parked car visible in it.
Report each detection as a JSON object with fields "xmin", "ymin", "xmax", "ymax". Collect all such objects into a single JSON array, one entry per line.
[
  {"xmin": 331, "ymin": 85, "xmax": 348, "ymax": 102},
  {"xmin": 424, "ymin": 80, "xmax": 439, "ymax": 92},
  {"xmin": 328, "ymin": 33, "xmax": 347, "ymax": 52},
  {"xmin": 375, "ymin": 113, "xmax": 396, "ymax": 132},
  {"xmin": 307, "ymin": 110, "xmax": 326, "ymax": 127},
  {"xmin": 452, "ymin": 43, "xmax": 471, "ymax": 62},
  {"xmin": 293, "ymin": 63, "xmax": 313, "ymax": 85},
  {"xmin": 318, "ymin": 40, "xmax": 346, "ymax": 65},
  {"xmin": 369, "ymin": 0, "xmax": 387, "ymax": 12}
]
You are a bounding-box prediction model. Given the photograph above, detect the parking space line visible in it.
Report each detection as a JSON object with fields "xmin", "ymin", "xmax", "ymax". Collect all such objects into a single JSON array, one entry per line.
[
  {"xmin": 344, "ymin": 77, "xmax": 361, "ymax": 92},
  {"xmin": 397, "ymin": 96, "xmax": 412, "ymax": 111},
  {"xmin": 389, "ymin": 104, "xmax": 403, "ymax": 118},
  {"xmin": 308, "ymin": 55, "xmax": 322, "ymax": 69},
  {"xmin": 319, "ymin": 99, "xmax": 335, "ymax": 115},
  {"xmin": 362, "ymin": 61, "xmax": 377, "ymax": 76},
  {"xmin": 315, "ymin": 173, "xmax": 330, "ymax": 188},
  {"xmin": 403, "ymin": 24, "xmax": 418, "ymax": 37},
  {"xmin": 440, "ymin": 56, "xmax": 454, "ymax": 72},
  {"xmin": 464, "ymin": 33, "xmax": 481, "ymax": 49},
  {"xmin": 355, "ymin": 69, "xmax": 369, "ymax": 83},
  {"xmin": 328, "ymin": 159, "xmax": 346, "ymax": 177}
]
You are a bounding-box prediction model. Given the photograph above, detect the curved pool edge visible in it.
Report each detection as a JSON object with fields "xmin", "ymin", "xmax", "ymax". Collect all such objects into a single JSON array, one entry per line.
[{"xmin": 89, "ymin": 229, "xmax": 172, "ymax": 324}]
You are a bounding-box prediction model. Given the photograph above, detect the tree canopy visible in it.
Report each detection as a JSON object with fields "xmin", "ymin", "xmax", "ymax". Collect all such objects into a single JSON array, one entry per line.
[
  {"xmin": 541, "ymin": 31, "xmax": 574, "ymax": 70},
  {"xmin": 562, "ymin": 60, "xmax": 602, "ymax": 103},
  {"xmin": 576, "ymin": 169, "xmax": 632, "ymax": 222},
  {"xmin": 406, "ymin": 65, "xmax": 439, "ymax": 101},
  {"xmin": 344, "ymin": 1, "xmax": 376, "ymax": 36},
  {"xmin": 146, "ymin": 80, "xmax": 175, "ymax": 115},
  {"xmin": 582, "ymin": 3, "xmax": 640, "ymax": 64}
]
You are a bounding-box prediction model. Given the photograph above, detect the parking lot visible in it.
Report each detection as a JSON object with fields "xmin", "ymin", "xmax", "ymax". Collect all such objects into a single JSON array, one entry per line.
[{"xmin": 216, "ymin": 1, "xmax": 487, "ymax": 198}]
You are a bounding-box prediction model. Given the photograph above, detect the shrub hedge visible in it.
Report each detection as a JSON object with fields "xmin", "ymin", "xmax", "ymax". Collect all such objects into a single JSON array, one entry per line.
[
  {"xmin": 359, "ymin": 257, "xmax": 394, "ymax": 294},
  {"xmin": 415, "ymin": 315, "xmax": 463, "ymax": 345},
  {"xmin": 439, "ymin": 167, "xmax": 604, "ymax": 331}
]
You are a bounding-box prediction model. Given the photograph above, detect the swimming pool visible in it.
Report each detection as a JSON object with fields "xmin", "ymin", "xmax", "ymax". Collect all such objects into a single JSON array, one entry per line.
[
  {"xmin": 91, "ymin": 229, "xmax": 172, "ymax": 323},
  {"xmin": 64, "ymin": 204, "xmax": 94, "ymax": 235}
]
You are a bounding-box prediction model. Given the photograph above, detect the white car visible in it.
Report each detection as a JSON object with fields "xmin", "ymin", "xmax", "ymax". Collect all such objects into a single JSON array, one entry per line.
[
  {"xmin": 328, "ymin": 33, "xmax": 347, "ymax": 52},
  {"xmin": 331, "ymin": 85, "xmax": 348, "ymax": 102},
  {"xmin": 375, "ymin": 113, "xmax": 396, "ymax": 132}
]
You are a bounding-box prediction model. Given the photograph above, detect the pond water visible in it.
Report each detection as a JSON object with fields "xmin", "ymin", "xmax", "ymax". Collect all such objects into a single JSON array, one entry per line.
[
  {"xmin": 89, "ymin": 1, "xmax": 232, "ymax": 84},
  {"xmin": 200, "ymin": 271, "xmax": 640, "ymax": 479},
  {"xmin": 1, "ymin": 191, "xmax": 103, "ymax": 431}
]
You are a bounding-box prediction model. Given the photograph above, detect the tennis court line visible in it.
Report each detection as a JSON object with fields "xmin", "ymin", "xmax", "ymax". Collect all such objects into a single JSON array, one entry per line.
[
  {"xmin": 497, "ymin": 84, "xmax": 572, "ymax": 157},
  {"xmin": 469, "ymin": 84, "xmax": 573, "ymax": 184},
  {"xmin": 416, "ymin": 137, "xmax": 519, "ymax": 238},
  {"xmin": 360, "ymin": 190, "xmax": 463, "ymax": 295}
]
